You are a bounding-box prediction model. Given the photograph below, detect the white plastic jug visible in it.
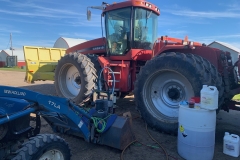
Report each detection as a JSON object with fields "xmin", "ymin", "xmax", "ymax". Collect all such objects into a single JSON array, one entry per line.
[
  {"xmin": 223, "ymin": 132, "xmax": 240, "ymax": 157},
  {"xmin": 200, "ymin": 85, "xmax": 218, "ymax": 110}
]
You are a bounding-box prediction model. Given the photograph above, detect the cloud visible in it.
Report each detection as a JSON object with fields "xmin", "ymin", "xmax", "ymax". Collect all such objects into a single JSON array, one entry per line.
[
  {"xmin": 10, "ymin": 2, "xmax": 82, "ymax": 16},
  {"xmin": 59, "ymin": 32, "xmax": 102, "ymax": 40},
  {"xmin": 0, "ymin": 35, "xmax": 55, "ymax": 49},
  {"xmin": 230, "ymin": 42, "xmax": 240, "ymax": 49},
  {"xmin": 13, "ymin": 39, "xmax": 55, "ymax": 48},
  {"xmin": 219, "ymin": 2, "xmax": 240, "ymax": 11},
  {"xmin": 191, "ymin": 34, "xmax": 240, "ymax": 48},
  {"xmin": 0, "ymin": 39, "xmax": 11, "ymax": 50},
  {"xmin": 0, "ymin": 9, "xmax": 78, "ymax": 19},
  {"xmin": 226, "ymin": 3, "xmax": 240, "ymax": 11},
  {"xmin": 164, "ymin": 30, "xmax": 188, "ymax": 37},
  {"xmin": 0, "ymin": 3, "xmax": 100, "ymax": 27},
  {"xmin": 0, "ymin": 16, "xmax": 100, "ymax": 28},
  {"xmin": 0, "ymin": 0, "xmax": 84, "ymax": 19},
  {"xmin": 0, "ymin": 27, "xmax": 22, "ymax": 34},
  {"xmin": 197, "ymin": 34, "xmax": 240, "ymax": 40},
  {"xmin": 158, "ymin": 14, "xmax": 210, "ymax": 27},
  {"xmin": 163, "ymin": 9, "xmax": 240, "ymax": 18},
  {"xmin": 1, "ymin": 0, "xmax": 102, "ymax": 27},
  {"xmin": 66, "ymin": 20, "xmax": 101, "ymax": 27},
  {"xmin": 64, "ymin": 13, "xmax": 102, "ymax": 27},
  {"xmin": 0, "ymin": 17, "xmax": 73, "ymax": 27}
]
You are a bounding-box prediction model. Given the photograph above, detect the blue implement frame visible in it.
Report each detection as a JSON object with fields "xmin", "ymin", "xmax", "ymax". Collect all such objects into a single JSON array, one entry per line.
[{"xmin": 0, "ymin": 85, "xmax": 92, "ymax": 142}]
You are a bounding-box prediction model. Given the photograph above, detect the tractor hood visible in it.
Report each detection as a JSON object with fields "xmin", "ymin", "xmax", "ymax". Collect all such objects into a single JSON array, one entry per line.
[{"xmin": 66, "ymin": 37, "xmax": 106, "ymax": 55}]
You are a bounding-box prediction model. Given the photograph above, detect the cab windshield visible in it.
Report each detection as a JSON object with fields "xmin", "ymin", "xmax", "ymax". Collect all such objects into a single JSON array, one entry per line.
[
  {"xmin": 133, "ymin": 8, "xmax": 158, "ymax": 50},
  {"xmin": 105, "ymin": 7, "xmax": 158, "ymax": 55}
]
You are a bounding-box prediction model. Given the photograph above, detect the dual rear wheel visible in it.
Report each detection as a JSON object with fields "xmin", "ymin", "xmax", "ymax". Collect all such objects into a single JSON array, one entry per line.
[{"xmin": 134, "ymin": 52, "xmax": 224, "ymax": 134}]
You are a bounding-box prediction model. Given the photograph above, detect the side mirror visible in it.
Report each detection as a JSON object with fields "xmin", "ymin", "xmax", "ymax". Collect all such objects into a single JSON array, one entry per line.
[{"xmin": 87, "ymin": 9, "xmax": 91, "ymax": 21}]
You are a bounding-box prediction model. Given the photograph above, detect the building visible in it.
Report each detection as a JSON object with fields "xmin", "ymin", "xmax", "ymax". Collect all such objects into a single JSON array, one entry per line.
[
  {"xmin": 53, "ymin": 37, "xmax": 86, "ymax": 48},
  {"xmin": 0, "ymin": 48, "xmax": 25, "ymax": 67},
  {"xmin": 208, "ymin": 41, "xmax": 240, "ymax": 65},
  {"xmin": 0, "ymin": 50, "xmax": 8, "ymax": 67}
]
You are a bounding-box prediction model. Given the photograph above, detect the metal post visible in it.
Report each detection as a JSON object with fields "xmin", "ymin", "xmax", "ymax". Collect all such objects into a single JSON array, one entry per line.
[
  {"xmin": 10, "ymin": 33, "xmax": 13, "ymax": 56},
  {"xmin": 10, "ymin": 33, "xmax": 14, "ymax": 67}
]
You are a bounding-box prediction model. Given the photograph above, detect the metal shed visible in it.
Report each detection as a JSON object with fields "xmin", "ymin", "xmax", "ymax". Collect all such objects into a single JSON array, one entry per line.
[
  {"xmin": 0, "ymin": 50, "xmax": 9, "ymax": 67},
  {"xmin": 208, "ymin": 41, "xmax": 240, "ymax": 64},
  {"xmin": 0, "ymin": 49, "xmax": 25, "ymax": 67},
  {"xmin": 53, "ymin": 37, "xmax": 86, "ymax": 48}
]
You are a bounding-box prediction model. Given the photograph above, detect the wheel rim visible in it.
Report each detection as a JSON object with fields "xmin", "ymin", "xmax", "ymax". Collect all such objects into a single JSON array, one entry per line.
[
  {"xmin": 58, "ymin": 63, "xmax": 81, "ymax": 98},
  {"xmin": 143, "ymin": 70, "xmax": 194, "ymax": 122},
  {"xmin": 39, "ymin": 149, "xmax": 64, "ymax": 160}
]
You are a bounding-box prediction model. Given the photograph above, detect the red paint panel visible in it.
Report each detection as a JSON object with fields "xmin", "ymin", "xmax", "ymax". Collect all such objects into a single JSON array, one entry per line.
[
  {"xmin": 152, "ymin": 36, "xmax": 222, "ymax": 73},
  {"xmin": 17, "ymin": 61, "xmax": 26, "ymax": 67},
  {"xmin": 0, "ymin": 61, "xmax": 5, "ymax": 67},
  {"xmin": 109, "ymin": 49, "xmax": 153, "ymax": 61},
  {"xmin": 66, "ymin": 38, "xmax": 106, "ymax": 55},
  {"xmin": 98, "ymin": 57, "xmax": 131, "ymax": 92}
]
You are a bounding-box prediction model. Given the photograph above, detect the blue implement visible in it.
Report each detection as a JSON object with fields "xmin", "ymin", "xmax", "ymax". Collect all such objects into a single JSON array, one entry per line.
[{"xmin": 0, "ymin": 85, "xmax": 135, "ymax": 149}]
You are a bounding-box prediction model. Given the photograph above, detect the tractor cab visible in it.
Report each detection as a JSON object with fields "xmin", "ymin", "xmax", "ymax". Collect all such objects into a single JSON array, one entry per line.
[{"xmin": 105, "ymin": 6, "xmax": 158, "ymax": 55}]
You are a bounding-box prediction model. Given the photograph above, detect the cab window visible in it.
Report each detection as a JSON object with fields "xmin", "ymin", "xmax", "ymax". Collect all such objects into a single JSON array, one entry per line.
[{"xmin": 105, "ymin": 8, "xmax": 131, "ymax": 55}]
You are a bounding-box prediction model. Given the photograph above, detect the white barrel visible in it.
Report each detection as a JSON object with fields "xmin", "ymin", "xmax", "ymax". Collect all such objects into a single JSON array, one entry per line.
[
  {"xmin": 200, "ymin": 85, "xmax": 218, "ymax": 110},
  {"xmin": 223, "ymin": 132, "xmax": 240, "ymax": 157},
  {"xmin": 178, "ymin": 104, "xmax": 216, "ymax": 160}
]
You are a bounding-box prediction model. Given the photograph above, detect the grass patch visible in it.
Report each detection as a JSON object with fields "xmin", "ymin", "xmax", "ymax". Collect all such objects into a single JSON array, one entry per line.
[{"xmin": 0, "ymin": 66, "xmax": 25, "ymax": 72}]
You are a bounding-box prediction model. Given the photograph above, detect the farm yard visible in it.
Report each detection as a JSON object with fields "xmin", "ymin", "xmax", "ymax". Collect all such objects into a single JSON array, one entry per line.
[
  {"xmin": 0, "ymin": 70, "xmax": 239, "ymax": 160},
  {"xmin": 1, "ymin": 0, "xmax": 240, "ymax": 159}
]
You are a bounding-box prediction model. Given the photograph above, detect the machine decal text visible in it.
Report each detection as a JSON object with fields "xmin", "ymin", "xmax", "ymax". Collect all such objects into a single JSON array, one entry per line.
[
  {"xmin": 48, "ymin": 100, "xmax": 61, "ymax": 109},
  {"xmin": 4, "ymin": 90, "xmax": 26, "ymax": 96}
]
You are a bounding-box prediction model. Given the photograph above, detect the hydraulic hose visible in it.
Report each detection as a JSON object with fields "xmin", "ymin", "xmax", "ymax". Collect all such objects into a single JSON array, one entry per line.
[{"xmin": 98, "ymin": 67, "xmax": 116, "ymax": 97}]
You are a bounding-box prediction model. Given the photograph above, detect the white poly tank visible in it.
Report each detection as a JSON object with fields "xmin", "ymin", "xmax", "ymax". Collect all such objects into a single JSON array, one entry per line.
[
  {"xmin": 178, "ymin": 103, "xmax": 216, "ymax": 160},
  {"xmin": 223, "ymin": 132, "xmax": 240, "ymax": 157},
  {"xmin": 201, "ymin": 85, "xmax": 219, "ymax": 110}
]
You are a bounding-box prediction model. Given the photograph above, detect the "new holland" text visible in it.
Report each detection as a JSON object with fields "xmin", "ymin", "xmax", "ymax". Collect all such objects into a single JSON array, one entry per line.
[{"xmin": 4, "ymin": 90, "xmax": 26, "ymax": 96}]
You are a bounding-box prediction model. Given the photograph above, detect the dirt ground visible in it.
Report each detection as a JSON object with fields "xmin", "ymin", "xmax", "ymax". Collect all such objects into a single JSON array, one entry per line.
[{"xmin": 0, "ymin": 70, "xmax": 240, "ymax": 160}]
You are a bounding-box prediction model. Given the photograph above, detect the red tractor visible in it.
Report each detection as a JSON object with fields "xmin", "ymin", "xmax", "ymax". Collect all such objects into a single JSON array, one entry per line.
[{"xmin": 53, "ymin": 1, "xmax": 240, "ymax": 134}]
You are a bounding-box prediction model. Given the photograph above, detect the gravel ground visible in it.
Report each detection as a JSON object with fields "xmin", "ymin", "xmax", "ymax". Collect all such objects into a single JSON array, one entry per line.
[{"xmin": 0, "ymin": 70, "xmax": 240, "ymax": 160}]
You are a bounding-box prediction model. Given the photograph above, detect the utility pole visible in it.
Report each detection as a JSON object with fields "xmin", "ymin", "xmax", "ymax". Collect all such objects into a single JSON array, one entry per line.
[
  {"xmin": 10, "ymin": 33, "xmax": 13, "ymax": 56},
  {"xmin": 9, "ymin": 33, "xmax": 14, "ymax": 67}
]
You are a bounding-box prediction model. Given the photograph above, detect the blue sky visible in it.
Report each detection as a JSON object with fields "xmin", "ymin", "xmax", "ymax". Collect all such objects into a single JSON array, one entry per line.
[{"xmin": 0, "ymin": 0, "xmax": 240, "ymax": 50}]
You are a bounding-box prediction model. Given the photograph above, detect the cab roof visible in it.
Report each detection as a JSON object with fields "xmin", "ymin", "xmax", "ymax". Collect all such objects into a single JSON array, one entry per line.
[{"xmin": 103, "ymin": 0, "xmax": 160, "ymax": 16}]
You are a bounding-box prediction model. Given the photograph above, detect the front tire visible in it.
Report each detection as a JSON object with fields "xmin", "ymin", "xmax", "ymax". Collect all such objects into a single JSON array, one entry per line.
[
  {"xmin": 54, "ymin": 53, "xmax": 97, "ymax": 104},
  {"xmin": 134, "ymin": 52, "xmax": 224, "ymax": 134},
  {"xmin": 12, "ymin": 134, "xmax": 71, "ymax": 160}
]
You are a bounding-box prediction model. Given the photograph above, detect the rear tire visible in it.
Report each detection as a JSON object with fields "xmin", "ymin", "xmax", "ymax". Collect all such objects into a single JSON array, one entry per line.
[
  {"xmin": 12, "ymin": 134, "xmax": 70, "ymax": 160},
  {"xmin": 54, "ymin": 53, "xmax": 97, "ymax": 104},
  {"xmin": 134, "ymin": 52, "xmax": 224, "ymax": 134}
]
